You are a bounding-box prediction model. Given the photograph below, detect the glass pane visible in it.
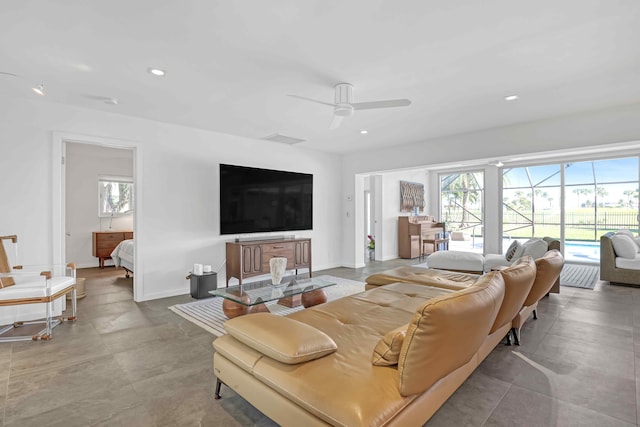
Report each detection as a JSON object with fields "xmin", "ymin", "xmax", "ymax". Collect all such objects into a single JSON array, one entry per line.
[
  {"xmin": 528, "ymin": 164, "xmax": 561, "ymax": 187},
  {"xmin": 99, "ymin": 180, "xmax": 134, "ymax": 217},
  {"xmin": 593, "ymin": 157, "xmax": 638, "ymax": 184},
  {"xmin": 502, "ymin": 168, "xmax": 530, "ymax": 189},
  {"xmin": 565, "ymin": 161, "xmax": 595, "ymax": 185},
  {"xmin": 440, "ymin": 171, "xmax": 484, "ymax": 252},
  {"xmin": 502, "ymin": 165, "xmax": 561, "ymax": 247}
]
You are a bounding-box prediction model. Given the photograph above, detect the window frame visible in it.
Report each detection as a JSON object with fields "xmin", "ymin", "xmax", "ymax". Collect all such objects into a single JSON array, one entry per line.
[{"xmin": 98, "ymin": 176, "xmax": 134, "ymax": 218}]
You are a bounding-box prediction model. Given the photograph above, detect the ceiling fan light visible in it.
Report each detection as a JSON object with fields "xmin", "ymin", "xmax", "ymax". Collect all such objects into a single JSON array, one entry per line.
[
  {"xmin": 334, "ymin": 105, "xmax": 354, "ymax": 117},
  {"xmin": 32, "ymin": 83, "xmax": 45, "ymax": 96}
]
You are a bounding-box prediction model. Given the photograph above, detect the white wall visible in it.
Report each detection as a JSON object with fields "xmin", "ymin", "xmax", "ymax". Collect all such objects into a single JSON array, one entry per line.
[
  {"xmin": 0, "ymin": 97, "xmax": 343, "ymax": 301},
  {"xmin": 378, "ymin": 170, "xmax": 428, "ymax": 261},
  {"xmin": 342, "ymin": 102, "xmax": 640, "ymax": 267},
  {"xmin": 65, "ymin": 143, "xmax": 134, "ymax": 268}
]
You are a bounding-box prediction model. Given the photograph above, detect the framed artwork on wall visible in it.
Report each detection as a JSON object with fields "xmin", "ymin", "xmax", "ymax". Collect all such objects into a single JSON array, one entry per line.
[{"xmin": 400, "ymin": 181, "xmax": 424, "ymax": 212}]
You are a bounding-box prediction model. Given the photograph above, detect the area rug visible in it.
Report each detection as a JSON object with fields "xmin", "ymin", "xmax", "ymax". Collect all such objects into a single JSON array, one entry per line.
[
  {"xmin": 559, "ymin": 264, "xmax": 599, "ymax": 289},
  {"xmin": 169, "ymin": 275, "xmax": 365, "ymax": 337}
]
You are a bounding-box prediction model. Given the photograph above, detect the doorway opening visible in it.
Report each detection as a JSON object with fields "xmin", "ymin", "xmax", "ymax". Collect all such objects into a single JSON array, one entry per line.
[
  {"xmin": 65, "ymin": 143, "xmax": 135, "ymax": 299},
  {"xmin": 52, "ymin": 132, "xmax": 142, "ymax": 301}
]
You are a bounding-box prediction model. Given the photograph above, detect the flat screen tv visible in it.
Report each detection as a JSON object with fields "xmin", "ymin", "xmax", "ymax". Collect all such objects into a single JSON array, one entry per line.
[{"xmin": 219, "ymin": 164, "xmax": 313, "ymax": 235}]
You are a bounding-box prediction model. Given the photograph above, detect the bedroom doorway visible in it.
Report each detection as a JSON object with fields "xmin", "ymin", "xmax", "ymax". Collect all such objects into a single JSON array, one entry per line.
[
  {"xmin": 52, "ymin": 132, "xmax": 142, "ymax": 302},
  {"xmin": 65, "ymin": 143, "xmax": 135, "ymax": 299}
]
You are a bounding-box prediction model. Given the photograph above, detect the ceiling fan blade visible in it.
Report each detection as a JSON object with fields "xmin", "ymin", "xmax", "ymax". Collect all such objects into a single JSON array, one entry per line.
[
  {"xmin": 287, "ymin": 94, "xmax": 336, "ymax": 108},
  {"xmin": 329, "ymin": 115, "xmax": 344, "ymax": 130},
  {"xmin": 352, "ymin": 99, "xmax": 412, "ymax": 110}
]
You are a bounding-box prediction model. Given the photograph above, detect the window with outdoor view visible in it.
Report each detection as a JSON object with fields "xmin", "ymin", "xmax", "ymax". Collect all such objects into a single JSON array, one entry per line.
[
  {"xmin": 501, "ymin": 156, "xmax": 639, "ymax": 263},
  {"xmin": 98, "ymin": 178, "xmax": 134, "ymax": 217},
  {"xmin": 439, "ymin": 171, "xmax": 484, "ymax": 252}
]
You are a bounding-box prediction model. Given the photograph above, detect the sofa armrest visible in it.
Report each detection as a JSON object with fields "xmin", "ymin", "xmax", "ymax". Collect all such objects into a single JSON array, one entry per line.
[
  {"xmin": 600, "ymin": 233, "xmax": 618, "ymax": 282},
  {"xmin": 483, "ymin": 254, "xmax": 510, "ymax": 273},
  {"xmin": 223, "ymin": 313, "xmax": 337, "ymax": 364}
]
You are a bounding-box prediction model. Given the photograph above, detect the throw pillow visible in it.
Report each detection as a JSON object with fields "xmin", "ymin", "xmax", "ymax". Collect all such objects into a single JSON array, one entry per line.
[
  {"xmin": 224, "ymin": 313, "xmax": 337, "ymax": 364},
  {"xmin": 634, "ymin": 237, "xmax": 640, "ymax": 252},
  {"xmin": 611, "ymin": 233, "xmax": 638, "ymax": 259},
  {"xmin": 521, "ymin": 238, "xmax": 548, "ymax": 260},
  {"xmin": 505, "ymin": 241, "xmax": 520, "ymax": 261},
  {"xmin": 372, "ymin": 325, "xmax": 407, "ymax": 366},
  {"xmin": 511, "ymin": 241, "xmax": 526, "ymax": 260},
  {"xmin": 616, "ymin": 229, "xmax": 635, "ymax": 238}
]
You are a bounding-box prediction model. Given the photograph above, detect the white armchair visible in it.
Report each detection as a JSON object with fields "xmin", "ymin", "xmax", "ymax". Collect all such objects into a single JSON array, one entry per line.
[{"xmin": 0, "ymin": 235, "xmax": 77, "ymax": 341}]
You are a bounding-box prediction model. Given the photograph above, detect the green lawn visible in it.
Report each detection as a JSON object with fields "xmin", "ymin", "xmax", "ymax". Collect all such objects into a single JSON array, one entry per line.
[{"xmin": 448, "ymin": 207, "xmax": 638, "ymax": 241}]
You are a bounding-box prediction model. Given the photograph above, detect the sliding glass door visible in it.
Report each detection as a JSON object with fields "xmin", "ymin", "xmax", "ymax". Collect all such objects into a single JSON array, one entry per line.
[
  {"xmin": 502, "ymin": 156, "xmax": 639, "ymax": 263},
  {"xmin": 502, "ymin": 164, "xmax": 561, "ymax": 241},
  {"xmin": 440, "ymin": 171, "xmax": 484, "ymax": 252},
  {"xmin": 564, "ymin": 158, "xmax": 639, "ymax": 262}
]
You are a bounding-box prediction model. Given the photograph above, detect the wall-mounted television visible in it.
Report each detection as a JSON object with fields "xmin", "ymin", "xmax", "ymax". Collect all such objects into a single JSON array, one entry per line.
[{"xmin": 220, "ymin": 164, "xmax": 313, "ymax": 235}]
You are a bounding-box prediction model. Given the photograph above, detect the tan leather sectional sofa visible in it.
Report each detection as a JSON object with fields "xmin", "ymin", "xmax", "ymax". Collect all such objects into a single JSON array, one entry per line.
[
  {"xmin": 366, "ymin": 250, "xmax": 564, "ymax": 345},
  {"xmin": 212, "ymin": 254, "xmax": 562, "ymax": 426}
]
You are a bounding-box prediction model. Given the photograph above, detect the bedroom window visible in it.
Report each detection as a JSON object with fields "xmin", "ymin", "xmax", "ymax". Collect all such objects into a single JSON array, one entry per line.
[{"xmin": 98, "ymin": 177, "xmax": 134, "ymax": 217}]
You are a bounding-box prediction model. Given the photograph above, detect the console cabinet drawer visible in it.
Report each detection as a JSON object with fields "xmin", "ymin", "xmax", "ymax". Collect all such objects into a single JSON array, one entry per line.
[{"xmin": 262, "ymin": 243, "xmax": 295, "ymax": 270}]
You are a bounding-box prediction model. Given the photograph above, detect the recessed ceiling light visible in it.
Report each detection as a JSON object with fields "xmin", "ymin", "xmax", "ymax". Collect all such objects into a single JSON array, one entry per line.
[
  {"xmin": 148, "ymin": 68, "xmax": 165, "ymax": 76},
  {"xmin": 360, "ymin": 130, "xmax": 368, "ymax": 134},
  {"xmin": 32, "ymin": 84, "xmax": 45, "ymax": 96},
  {"xmin": 504, "ymin": 95, "xmax": 519, "ymax": 101},
  {"xmin": 104, "ymin": 98, "xmax": 118, "ymax": 105}
]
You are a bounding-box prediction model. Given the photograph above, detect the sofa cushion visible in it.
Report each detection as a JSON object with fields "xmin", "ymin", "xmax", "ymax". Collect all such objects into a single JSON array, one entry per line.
[
  {"xmin": 615, "ymin": 256, "xmax": 640, "ymax": 270},
  {"xmin": 505, "ymin": 240, "xmax": 521, "ymax": 261},
  {"xmin": 372, "ymin": 324, "xmax": 407, "ymax": 366},
  {"xmin": 223, "ymin": 313, "xmax": 337, "ymax": 364},
  {"xmin": 521, "ymin": 238, "xmax": 549, "ymax": 260},
  {"xmin": 427, "ymin": 251, "xmax": 484, "ymax": 272},
  {"xmin": 611, "ymin": 233, "xmax": 638, "ymax": 259},
  {"xmin": 523, "ymin": 250, "xmax": 564, "ymax": 307},
  {"xmin": 245, "ymin": 283, "xmax": 449, "ymax": 426},
  {"xmin": 398, "ymin": 271, "xmax": 505, "ymax": 396},
  {"xmin": 484, "ymin": 253, "xmax": 511, "ymax": 272},
  {"xmin": 489, "ymin": 256, "xmax": 536, "ymax": 334}
]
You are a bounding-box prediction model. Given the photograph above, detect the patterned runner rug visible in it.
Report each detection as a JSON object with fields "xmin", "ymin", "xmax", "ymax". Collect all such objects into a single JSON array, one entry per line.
[
  {"xmin": 559, "ymin": 264, "xmax": 599, "ymax": 289},
  {"xmin": 169, "ymin": 275, "xmax": 365, "ymax": 336}
]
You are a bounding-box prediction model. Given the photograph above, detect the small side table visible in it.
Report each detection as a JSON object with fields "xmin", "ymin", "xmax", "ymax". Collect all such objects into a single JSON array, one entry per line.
[{"xmin": 190, "ymin": 272, "xmax": 218, "ymax": 299}]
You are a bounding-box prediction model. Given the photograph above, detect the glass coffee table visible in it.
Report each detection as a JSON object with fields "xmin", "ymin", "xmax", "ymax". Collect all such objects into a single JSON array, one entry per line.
[{"xmin": 210, "ymin": 277, "xmax": 336, "ymax": 319}]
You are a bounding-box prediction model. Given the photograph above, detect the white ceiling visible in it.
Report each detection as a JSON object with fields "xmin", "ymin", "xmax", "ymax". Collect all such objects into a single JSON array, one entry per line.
[{"xmin": 1, "ymin": 1, "xmax": 639, "ymax": 154}]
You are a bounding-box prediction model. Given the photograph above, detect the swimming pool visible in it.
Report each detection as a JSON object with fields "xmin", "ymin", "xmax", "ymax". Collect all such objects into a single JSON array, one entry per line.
[{"xmin": 449, "ymin": 239, "xmax": 601, "ymax": 264}]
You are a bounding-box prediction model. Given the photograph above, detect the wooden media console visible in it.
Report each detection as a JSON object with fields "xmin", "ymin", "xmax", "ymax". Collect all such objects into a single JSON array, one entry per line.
[{"xmin": 225, "ymin": 238, "xmax": 311, "ymax": 286}]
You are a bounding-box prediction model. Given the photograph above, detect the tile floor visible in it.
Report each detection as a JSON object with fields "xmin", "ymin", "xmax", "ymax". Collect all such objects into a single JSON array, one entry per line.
[{"xmin": 0, "ymin": 259, "xmax": 638, "ymax": 426}]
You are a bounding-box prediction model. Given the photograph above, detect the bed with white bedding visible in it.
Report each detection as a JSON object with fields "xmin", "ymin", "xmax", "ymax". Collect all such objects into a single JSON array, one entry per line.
[{"xmin": 110, "ymin": 239, "xmax": 134, "ymax": 278}]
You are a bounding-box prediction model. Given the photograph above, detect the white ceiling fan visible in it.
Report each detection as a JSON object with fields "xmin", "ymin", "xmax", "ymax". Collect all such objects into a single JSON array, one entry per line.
[{"xmin": 288, "ymin": 83, "xmax": 412, "ymax": 129}]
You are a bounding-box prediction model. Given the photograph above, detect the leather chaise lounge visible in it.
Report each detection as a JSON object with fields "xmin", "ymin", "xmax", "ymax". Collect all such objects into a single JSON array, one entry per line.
[{"xmin": 212, "ymin": 257, "xmax": 546, "ymax": 426}]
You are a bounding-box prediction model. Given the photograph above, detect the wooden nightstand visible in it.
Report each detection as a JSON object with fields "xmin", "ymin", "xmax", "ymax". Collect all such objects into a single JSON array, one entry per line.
[{"xmin": 92, "ymin": 231, "xmax": 133, "ymax": 268}]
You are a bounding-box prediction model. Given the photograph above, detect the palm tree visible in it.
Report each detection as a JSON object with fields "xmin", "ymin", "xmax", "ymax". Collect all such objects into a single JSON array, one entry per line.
[
  {"xmin": 572, "ymin": 188, "xmax": 593, "ymax": 208},
  {"xmin": 623, "ymin": 189, "xmax": 636, "ymax": 208},
  {"xmin": 446, "ymin": 173, "xmax": 480, "ymax": 228},
  {"xmin": 596, "ymin": 186, "xmax": 608, "ymax": 207}
]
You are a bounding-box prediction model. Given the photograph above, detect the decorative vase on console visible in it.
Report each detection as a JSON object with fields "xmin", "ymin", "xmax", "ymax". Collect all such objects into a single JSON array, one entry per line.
[{"xmin": 269, "ymin": 257, "xmax": 287, "ymax": 285}]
